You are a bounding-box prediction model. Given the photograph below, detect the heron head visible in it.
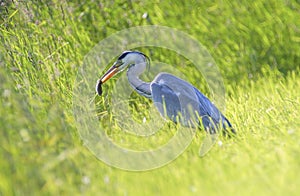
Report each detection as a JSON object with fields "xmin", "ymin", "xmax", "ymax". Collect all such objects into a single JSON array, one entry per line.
[
  {"xmin": 99, "ymin": 51, "xmax": 149, "ymax": 83},
  {"xmin": 96, "ymin": 51, "xmax": 149, "ymax": 95}
]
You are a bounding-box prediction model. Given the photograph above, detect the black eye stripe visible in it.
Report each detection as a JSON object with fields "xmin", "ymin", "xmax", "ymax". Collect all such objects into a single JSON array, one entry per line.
[
  {"xmin": 117, "ymin": 51, "xmax": 149, "ymax": 61},
  {"xmin": 117, "ymin": 51, "xmax": 131, "ymax": 60}
]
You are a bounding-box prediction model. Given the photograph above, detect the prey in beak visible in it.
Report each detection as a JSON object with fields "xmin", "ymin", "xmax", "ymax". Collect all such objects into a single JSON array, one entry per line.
[{"xmin": 95, "ymin": 61, "xmax": 121, "ymax": 95}]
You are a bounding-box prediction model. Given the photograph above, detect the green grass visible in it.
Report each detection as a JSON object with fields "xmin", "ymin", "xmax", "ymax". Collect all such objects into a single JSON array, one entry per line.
[{"xmin": 1, "ymin": 0, "xmax": 300, "ymax": 195}]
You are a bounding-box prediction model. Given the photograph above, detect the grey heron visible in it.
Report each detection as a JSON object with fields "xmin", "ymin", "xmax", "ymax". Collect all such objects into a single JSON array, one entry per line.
[{"xmin": 96, "ymin": 51, "xmax": 235, "ymax": 135}]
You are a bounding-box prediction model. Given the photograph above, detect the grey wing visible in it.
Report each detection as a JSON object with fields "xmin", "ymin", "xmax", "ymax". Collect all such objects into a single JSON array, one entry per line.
[
  {"xmin": 150, "ymin": 73, "xmax": 202, "ymax": 126},
  {"xmin": 150, "ymin": 73, "xmax": 234, "ymax": 133},
  {"xmin": 193, "ymin": 87, "xmax": 235, "ymax": 133},
  {"xmin": 151, "ymin": 82, "xmax": 182, "ymax": 123}
]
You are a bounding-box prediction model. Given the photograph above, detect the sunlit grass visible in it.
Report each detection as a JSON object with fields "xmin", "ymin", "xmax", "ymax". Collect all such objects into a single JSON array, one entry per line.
[{"xmin": 1, "ymin": 0, "xmax": 299, "ymax": 195}]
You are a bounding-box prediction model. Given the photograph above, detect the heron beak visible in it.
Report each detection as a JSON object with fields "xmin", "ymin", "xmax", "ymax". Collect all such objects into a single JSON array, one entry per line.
[{"xmin": 99, "ymin": 63, "xmax": 119, "ymax": 84}]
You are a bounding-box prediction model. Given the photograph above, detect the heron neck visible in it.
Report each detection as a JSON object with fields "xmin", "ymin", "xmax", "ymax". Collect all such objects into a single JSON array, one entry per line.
[{"xmin": 127, "ymin": 66, "xmax": 152, "ymax": 98}]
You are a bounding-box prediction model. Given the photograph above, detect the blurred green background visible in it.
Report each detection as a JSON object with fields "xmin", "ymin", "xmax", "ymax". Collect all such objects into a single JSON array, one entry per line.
[{"xmin": 0, "ymin": 0, "xmax": 299, "ymax": 195}]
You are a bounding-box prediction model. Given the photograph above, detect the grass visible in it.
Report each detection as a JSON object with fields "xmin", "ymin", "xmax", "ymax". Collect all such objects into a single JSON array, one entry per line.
[{"xmin": 1, "ymin": 0, "xmax": 300, "ymax": 195}]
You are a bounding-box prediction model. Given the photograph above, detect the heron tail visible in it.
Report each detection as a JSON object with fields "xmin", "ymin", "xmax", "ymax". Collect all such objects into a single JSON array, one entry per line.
[{"xmin": 222, "ymin": 117, "xmax": 236, "ymax": 136}]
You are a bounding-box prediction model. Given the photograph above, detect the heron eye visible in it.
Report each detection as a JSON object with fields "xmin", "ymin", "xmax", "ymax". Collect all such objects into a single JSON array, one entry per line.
[{"xmin": 114, "ymin": 60, "xmax": 123, "ymax": 67}]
